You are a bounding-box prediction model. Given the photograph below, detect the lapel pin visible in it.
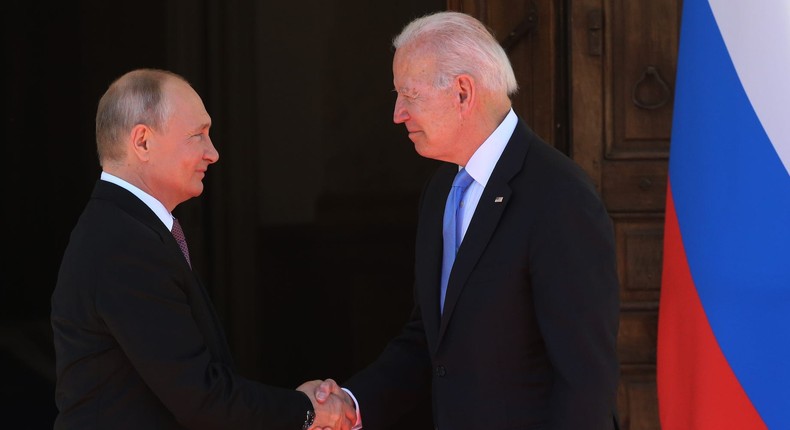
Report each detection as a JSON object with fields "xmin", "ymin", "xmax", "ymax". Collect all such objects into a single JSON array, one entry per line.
[{"xmin": 494, "ymin": 196, "xmax": 504, "ymax": 203}]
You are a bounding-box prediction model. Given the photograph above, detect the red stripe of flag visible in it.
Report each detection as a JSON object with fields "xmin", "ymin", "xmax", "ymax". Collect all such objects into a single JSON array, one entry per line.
[{"xmin": 657, "ymin": 180, "xmax": 766, "ymax": 429}]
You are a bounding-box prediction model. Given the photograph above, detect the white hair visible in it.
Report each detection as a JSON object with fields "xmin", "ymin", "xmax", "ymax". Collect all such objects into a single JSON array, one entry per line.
[{"xmin": 393, "ymin": 11, "xmax": 518, "ymax": 96}]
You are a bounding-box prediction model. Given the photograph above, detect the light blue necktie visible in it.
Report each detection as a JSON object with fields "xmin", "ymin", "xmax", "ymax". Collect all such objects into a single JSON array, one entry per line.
[{"xmin": 440, "ymin": 168, "xmax": 474, "ymax": 313}]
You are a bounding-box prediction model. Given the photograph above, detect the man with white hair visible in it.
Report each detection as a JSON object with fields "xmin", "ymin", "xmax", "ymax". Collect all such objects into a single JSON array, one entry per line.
[{"xmin": 322, "ymin": 11, "xmax": 621, "ymax": 430}]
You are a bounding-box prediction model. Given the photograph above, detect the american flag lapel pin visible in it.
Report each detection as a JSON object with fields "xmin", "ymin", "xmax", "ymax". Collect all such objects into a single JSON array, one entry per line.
[{"xmin": 494, "ymin": 196, "xmax": 504, "ymax": 203}]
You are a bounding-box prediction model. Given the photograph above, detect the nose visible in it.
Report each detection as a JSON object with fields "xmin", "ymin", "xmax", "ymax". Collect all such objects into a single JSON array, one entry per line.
[
  {"xmin": 393, "ymin": 97, "xmax": 409, "ymax": 124},
  {"xmin": 205, "ymin": 136, "xmax": 219, "ymax": 163}
]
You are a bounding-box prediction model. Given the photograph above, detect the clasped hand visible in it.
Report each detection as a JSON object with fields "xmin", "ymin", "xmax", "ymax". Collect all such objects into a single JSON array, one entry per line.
[{"xmin": 296, "ymin": 379, "xmax": 356, "ymax": 430}]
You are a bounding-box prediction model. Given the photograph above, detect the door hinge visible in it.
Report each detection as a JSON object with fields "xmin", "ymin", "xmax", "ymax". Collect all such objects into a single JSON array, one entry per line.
[{"xmin": 588, "ymin": 9, "xmax": 603, "ymax": 56}]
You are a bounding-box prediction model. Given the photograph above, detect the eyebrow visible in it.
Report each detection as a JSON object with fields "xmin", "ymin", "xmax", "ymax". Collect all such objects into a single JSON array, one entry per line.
[
  {"xmin": 396, "ymin": 86, "xmax": 418, "ymax": 96},
  {"xmin": 186, "ymin": 122, "xmax": 211, "ymax": 136}
]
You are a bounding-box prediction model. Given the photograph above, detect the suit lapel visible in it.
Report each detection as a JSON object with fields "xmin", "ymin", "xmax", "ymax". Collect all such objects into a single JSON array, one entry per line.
[
  {"xmin": 416, "ymin": 165, "xmax": 456, "ymax": 350},
  {"xmin": 96, "ymin": 181, "xmax": 196, "ymax": 272},
  {"xmin": 95, "ymin": 180, "xmax": 233, "ymax": 363},
  {"xmin": 437, "ymin": 120, "xmax": 532, "ymax": 341}
]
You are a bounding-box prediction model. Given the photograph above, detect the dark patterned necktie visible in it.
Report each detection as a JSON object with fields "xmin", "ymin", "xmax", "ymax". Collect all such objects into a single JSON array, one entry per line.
[{"xmin": 171, "ymin": 217, "xmax": 192, "ymax": 269}]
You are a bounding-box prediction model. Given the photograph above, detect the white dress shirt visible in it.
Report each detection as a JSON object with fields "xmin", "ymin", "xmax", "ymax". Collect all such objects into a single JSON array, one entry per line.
[{"xmin": 457, "ymin": 108, "xmax": 518, "ymax": 239}]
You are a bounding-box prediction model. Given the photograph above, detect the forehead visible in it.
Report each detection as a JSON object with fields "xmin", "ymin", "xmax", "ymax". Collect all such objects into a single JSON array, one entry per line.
[
  {"xmin": 393, "ymin": 45, "xmax": 436, "ymax": 89},
  {"xmin": 164, "ymin": 79, "xmax": 211, "ymax": 127}
]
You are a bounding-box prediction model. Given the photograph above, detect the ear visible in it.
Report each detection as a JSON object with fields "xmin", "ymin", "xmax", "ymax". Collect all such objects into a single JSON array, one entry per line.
[
  {"xmin": 129, "ymin": 124, "xmax": 152, "ymax": 161},
  {"xmin": 456, "ymin": 74, "xmax": 475, "ymax": 114}
]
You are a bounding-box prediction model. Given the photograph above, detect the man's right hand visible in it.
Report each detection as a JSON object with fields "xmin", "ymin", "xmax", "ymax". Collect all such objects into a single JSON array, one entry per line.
[{"xmin": 296, "ymin": 379, "xmax": 355, "ymax": 430}]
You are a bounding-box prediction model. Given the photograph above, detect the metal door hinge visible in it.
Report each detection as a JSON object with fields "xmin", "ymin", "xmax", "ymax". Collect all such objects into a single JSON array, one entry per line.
[{"xmin": 588, "ymin": 9, "xmax": 603, "ymax": 56}]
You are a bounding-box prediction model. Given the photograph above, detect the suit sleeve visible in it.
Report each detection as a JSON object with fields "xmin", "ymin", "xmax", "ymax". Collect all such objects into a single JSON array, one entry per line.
[
  {"xmin": 529, "ymin": 179, "xmax": 620, "ymax": 430},
  {"xmin": 342, "ymin": 177, "xmax": 436, "ymax": 429},
  {"xmin": 94, "ymin": 229, "xmax": 310, "ymax": 430},
  {"xmin": 343, "ymin": 301, "xmax": 433, "ymax": 429}
]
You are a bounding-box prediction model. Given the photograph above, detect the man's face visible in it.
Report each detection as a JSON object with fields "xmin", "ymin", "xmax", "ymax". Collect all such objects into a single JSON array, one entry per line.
[
  {"xmin": 145, "ymin": 79, "xmax": 218, "ymax": 209},
  {"xmin": 392, "ymin": 46, "xmax": 462, "ymax": 162}
]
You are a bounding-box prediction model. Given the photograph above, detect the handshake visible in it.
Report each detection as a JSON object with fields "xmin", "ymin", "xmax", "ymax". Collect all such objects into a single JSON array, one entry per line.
[{"xmin": 296, "ymin": 379, "xmax": 358, "ymax": 430}]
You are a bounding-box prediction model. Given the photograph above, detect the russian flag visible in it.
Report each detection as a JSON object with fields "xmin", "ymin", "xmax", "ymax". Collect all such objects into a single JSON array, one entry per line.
[{"xmin": 657, "ymin": 0, "xmax": 790, "ymax": 429}]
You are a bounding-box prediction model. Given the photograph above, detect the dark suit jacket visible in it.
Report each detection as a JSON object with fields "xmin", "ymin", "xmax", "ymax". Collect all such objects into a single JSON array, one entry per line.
[
  {"xmin": 51, "ymin": 180, "xmax": 310, "ymax": 429},
  {"xmin": 345, "ymin": 119, "xmax": 620, "ymax": 430}
]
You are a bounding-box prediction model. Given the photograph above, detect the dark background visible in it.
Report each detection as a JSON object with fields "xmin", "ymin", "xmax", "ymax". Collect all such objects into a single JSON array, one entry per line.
[{"xmin": 1, "ymin": 0, "xmax": 445, "ymax": 428}]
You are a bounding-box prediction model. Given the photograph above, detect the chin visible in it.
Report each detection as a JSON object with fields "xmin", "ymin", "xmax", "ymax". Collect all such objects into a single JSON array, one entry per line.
[
  {"xmin": 412, "ymin": 141, "xmax": 430, "ymax": 157},
  {"xmin": 191, "ymin": 183, "xmax": 205, "ymax": 197},
  {"xmin": 413, "ymin": 145, "xmax": 442, "ymax": 162}
]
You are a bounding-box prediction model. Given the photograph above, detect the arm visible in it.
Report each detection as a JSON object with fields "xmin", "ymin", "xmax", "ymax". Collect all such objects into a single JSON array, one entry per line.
[
  {"xmin": 530, "ymin": 182, "xmax": 620, "ymax": 429},
  {"xmin": 340, "ymin": 303, "xmax": 433, "ymax": 429},
  {"xmin": 95, "ymin": 236, "xmax": 310, "ymax": 429}
]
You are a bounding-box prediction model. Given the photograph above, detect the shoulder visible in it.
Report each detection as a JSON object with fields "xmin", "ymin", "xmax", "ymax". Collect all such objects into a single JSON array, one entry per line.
[
  {"xmin": 506, "ymin": 123, "xmax": 597, "ymax": 192},
  {"xmin": 504, "ymin": 124, "xmax": 606, "ymax": 217}
]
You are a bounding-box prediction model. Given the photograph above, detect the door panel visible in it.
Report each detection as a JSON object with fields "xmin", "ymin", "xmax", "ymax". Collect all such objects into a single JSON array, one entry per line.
[
  {"xmin": 602, "ymin": 162, "xmax": 668, "ymax": 212},
  {"xmin": 608, "ymin": 0, "xmax": 677, "ymax": 160}
]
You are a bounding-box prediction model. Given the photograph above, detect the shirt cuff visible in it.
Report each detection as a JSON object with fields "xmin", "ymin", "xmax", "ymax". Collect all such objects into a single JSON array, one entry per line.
[{"xmin": 341, "ymin": 388, "xmax": 363, "ymax": 429}]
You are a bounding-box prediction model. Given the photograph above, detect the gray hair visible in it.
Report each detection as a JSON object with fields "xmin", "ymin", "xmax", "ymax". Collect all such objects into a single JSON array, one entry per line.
[
  {"xmin": 95, "ymin": 68, "xmax": 184, "ymax": 165},
  {"xmin": 393, "ymin": 11, "xmax": 518, "ymax": 96}
]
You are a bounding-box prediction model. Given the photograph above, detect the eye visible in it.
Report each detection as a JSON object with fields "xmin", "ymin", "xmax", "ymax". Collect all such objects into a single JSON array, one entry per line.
[
  {"xmin": 191, "ymin": 128, "xmax": 210, "ymax": 139},
  {"xmin": 400, "ymin": 92, "xmax": 418, "ymax": 102},
  {"xmin": 394, "ymin": 88, "xmax": 418, "ymax": 101}
]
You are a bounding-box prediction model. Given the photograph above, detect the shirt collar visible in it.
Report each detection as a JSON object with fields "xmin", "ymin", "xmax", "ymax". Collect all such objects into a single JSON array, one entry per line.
[
  {"xmin": 463, "ymin": 108, "xmax": 518, "ymax": 186},
  {"xmin": 100, "ymin": 171, "xmax": 174, "ymax": 230}
]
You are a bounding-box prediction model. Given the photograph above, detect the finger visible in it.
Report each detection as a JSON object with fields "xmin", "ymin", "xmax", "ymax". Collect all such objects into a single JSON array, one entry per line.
[
  {"xmin": 315, "ymin": 383, "xmax": 330, "ymax": 402},
  {"xmin": 316, "ymin": 379, "xmax": 338, "ymax": 402},
  {"xmin": 344, "ymin": 407, "xmax": 356, "ymax": 422},
  {"xmin": 322, "ymin": 378, "xmax": 339, "ymax": 391}
]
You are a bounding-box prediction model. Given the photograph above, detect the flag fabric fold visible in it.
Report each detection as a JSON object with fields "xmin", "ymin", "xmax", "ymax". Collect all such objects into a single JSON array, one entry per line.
[{"xmin": 657, "ymin": 0, "xmax": 790, "ymax": 429}]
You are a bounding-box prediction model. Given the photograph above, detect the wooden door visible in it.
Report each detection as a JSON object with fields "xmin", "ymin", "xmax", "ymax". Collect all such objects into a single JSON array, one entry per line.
[
  {"xmin": 571, "ymin": 0, "xmax": 680, "ymax": 428},
  {"xmin": 449, "ymin": 1, "xmax": 681, "ymax": 428}
]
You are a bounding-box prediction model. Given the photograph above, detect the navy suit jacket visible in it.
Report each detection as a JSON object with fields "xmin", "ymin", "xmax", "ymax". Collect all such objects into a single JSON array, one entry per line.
[
  {"xmin": 51, "ymin": 180, "xmax": 311, "ymax": 429},
  {"xmin": 345, "ymin": 119, "xmax": 621, "ymax": 430}
]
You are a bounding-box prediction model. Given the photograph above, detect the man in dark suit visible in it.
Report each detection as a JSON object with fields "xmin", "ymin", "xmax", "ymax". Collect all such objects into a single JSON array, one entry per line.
[
  {"xmin": 320, "ymin": 11, "xmax": 620, "ymax": 430},
  {"xmin": 50, "ymin": 68, "xmax": 354, "ymax": 430}
]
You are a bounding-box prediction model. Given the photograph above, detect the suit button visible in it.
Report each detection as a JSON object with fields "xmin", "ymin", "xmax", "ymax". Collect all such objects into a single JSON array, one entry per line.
[{"xmin": 435, "ymin": 365, "xmax": 446, "ymax": 377}]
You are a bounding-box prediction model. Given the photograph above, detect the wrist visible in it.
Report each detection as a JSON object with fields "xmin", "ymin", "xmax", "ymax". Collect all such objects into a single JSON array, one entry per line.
[{"xmin": 301, "ymin": 409, "xmax": 315, "ymax": 430}]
